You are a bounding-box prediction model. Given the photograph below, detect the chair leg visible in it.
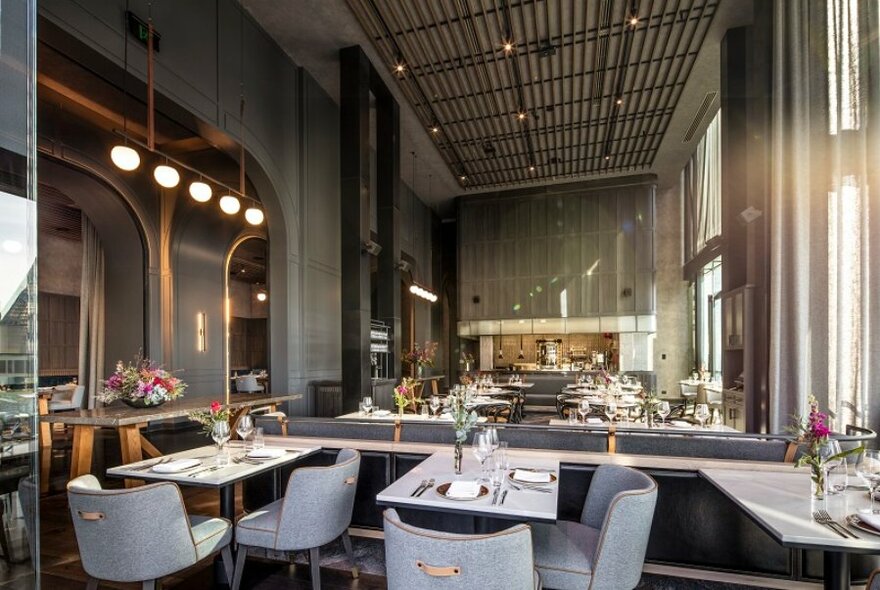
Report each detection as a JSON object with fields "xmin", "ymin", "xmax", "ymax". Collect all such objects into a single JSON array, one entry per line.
[
  {"xmin": 231, "ymin": 545, "xmax": 248, "ymax": 590},
  {"xmin": 309, "ymin": 547, "xmax": 321, "ymax": 590},
  {"xmin": 141, "ymin": 581, "xmax": 156, "ymax": 590},
  {"xmin": 221, "ymin": 545, "xmax": 235, "ymax": 583},
  {"xmin": 341, "ymin": 530, "xmax": 359, "ymax": 579},
  {"xmin": 86, "ymin": 578, "xmax": 99, "ymax": 590}
]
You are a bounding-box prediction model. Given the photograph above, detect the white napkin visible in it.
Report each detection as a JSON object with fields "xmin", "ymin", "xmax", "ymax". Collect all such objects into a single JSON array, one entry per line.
[
  {"xmin": 586, "ymin": 417, "xmax": 603, "ymax": 425},
  {"xmin": 446, "ymin": 480, "xmax": 480, "ymax": 498},
  {"xmin": 858, "ymin": 513, "xmax": 880, "ymax": 531},
  {"xmin": 152, "ymin": 458, "xmax": 200, "ymax": 473},
  {"xmin": 513, "ymin": 469, "xmax": 552, "ymax": 483},
  {"xmin": 373, "ymin": 410, "xmax": 392, "ymax": 417},
  {"xmin": 670, "ymin": 420, "xmax": 692, "ymax": 428},
  {"xmin": 247, "ymin": 448, "xmax": 286, "ymax": 459}
]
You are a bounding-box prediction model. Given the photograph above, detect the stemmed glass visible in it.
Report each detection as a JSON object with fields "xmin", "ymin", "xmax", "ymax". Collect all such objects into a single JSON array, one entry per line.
[
  {"xmin": 429, "ymin": 395, "xmax": 441, "ymax": 419},
  {"xmin": 578, "ymin": 398, "xmax": 591, "ymax": 424},
  {"xmin": 604, "ymin": 399, "xmax": 617, "ymax": 424},
  {"xmin": 819, "ymin": 439, "xmax": 844, "ymax": 495},
  {"xmin": 695, "ymin": 404, "xmax": 710, "ymax": 428},
  {"xmin": 657, "ymin": 401, "xmax": 671, "ymax": 427},
  {"xmin": 236, "ymin": 415, "xmax": 254, "ymax": 453},
  {"xmin": 472, "ymin": 431, "xmax": 493, "ymax": 483},
  {"xmin": 362, "ymin": 396, "xmax": 373, "ymax": 415},
  {"xmin": 212, "ymin": 421, "xmax": 231, "ymax": 465},
  {"xmin": 856, "ymin": 450, "xmax": 880, "ymax": 513},
  {"xmin": 485, "ymin": 426, "xmax": 500, "ymax": 453}
]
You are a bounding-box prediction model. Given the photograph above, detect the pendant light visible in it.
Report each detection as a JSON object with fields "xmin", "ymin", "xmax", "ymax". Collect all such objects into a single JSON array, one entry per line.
[
  {"xmin": 189, "ymin": 180, "xmax": 212, "ymax": 202},
  {"xmin": 219, "ymin": 195, "xmax": 241, "ymax": 215},
  {"xmin": 244, "ymin": 207, "xmax": 264, "ymax": 225},
  {"xmin": 517, "ymin": 335, "xmax": 525, "ymax": 360},
  {"xmin": 110, "ymin": 0, "xmax": 140, "ymax": 171},
  {"xmin": 498, "ymin": 324, "xmax": 504, "ymax": 360},
  {"xmin": 153, "ymin": 162, "xmax": 180, "ymax": 188}
]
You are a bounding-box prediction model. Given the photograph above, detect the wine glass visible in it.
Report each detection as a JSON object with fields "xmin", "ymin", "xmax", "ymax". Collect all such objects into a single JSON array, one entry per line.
[
  {"xmin": 362, "ymin": 396, "xmax": 373, "ymax": 415},
  {"xmin": 695, "ymin": 404, "xmax": 710, "ymax": 428},
  {"xmin": 578, "ymin": 398, "xmax": 591, "ymax": 424},
  {"xmin": 657, "ymin": 401, "xmax": 671, "ymax": 427},
  {"xmin": 236, "ymin": 415, "xmax": 254, "ymax": 452},
  {"xmin": 604, "ymin": 400, "xmax": 617, "ymax": 424},
  {"xmin": 212, "ymin": 421, "xmax": 231, "ymax": 465},
  {"xmin": 820, "ymin": 439, "xmax": 844, "ymax": 495},
  {"xmin": 472, "ymin": 431, "xmax": 493, "ymax": 482},
  {"xmin": 429, "ymin": 395, "xmax": 441, "ymax": 418},
  {"xmin": 856, "ymin": 450, "xmax": 880, "ymax": 513},
  {"xmin": 486, "ymin": 426, "xmax": 500, "ymax": 452}
]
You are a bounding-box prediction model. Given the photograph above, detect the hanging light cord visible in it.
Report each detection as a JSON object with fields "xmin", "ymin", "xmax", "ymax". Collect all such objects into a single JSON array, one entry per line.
[
  {"xmin": 122, "ymin": 0, "xmax": 130, "ymax": 142},
  {"xmin": 239, "ymin": 2, "xmax": 246, "ymax": 196}
]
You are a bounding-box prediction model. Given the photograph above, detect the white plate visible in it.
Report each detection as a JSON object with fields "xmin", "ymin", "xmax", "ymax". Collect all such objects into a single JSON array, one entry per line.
[
  {"xmin": 152, "ymin": 458, "xmax": 202, "ymax": 473},
  {"xmin": 373, "ymin": 410, "xmax": 392, "ymax": 417},
  {"xmin": 247, "ymin": 448, "xmax": 286, "ymax": 459}
]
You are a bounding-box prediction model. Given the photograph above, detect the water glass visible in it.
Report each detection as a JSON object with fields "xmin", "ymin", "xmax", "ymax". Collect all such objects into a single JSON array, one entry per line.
[
  {"xmin": 497, "ymin": 442, "xmax": 510, "ymax": 471},
  {"xmin": 568, "ymin": 409, "xmax": 578, "ymax": 425},
  {"xmin": 253, "ymin": 427, "xmax": 265, "ymax": 450},
  {"xmin": 820, "ymin": 440, "xmax": 844, "ymax": 495},
  {"xmin": 420, "ymin": 404, "xmax": 429, "ymax": 418},
  {"xmin": 695, "ymin": 404, "xmax": 710, "ymax": 428},
  {"xmin": 856, "ymin": 450, "xmax": 880, "ymax": 513}
]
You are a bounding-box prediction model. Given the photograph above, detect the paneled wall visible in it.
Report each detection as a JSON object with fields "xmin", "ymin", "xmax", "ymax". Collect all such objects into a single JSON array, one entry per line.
[{"xmin": 458, "ymin": 179, "xmax": 656, "ymax": 321}]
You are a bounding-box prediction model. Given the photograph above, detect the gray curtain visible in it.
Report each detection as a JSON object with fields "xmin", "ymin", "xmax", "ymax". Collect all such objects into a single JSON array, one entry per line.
[
  {"xmin": 78, "ymin": 216, "xmax": 105, "ymax": 409},
  {"xmin": 683, "ymin": 110, "xmax": 722, "ymax": 264},
  {"xmin": 769, "ymin": 0, "xmax": 880, "ymax": 433}
]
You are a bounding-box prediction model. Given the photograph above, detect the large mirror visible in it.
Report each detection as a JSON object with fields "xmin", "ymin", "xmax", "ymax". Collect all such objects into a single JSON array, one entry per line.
[{"xmin": 226, "ymin": 238, "xmax": 269, "ymax": 398}]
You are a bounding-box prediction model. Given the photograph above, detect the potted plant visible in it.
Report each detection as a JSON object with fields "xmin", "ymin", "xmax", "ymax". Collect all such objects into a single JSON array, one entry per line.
[
  {"xmin": 403, "ymin": 341, "xmax": 438, "ymax": 378},
  {"xmin": 98, "ymin": 356, "xmax": 187, "ymax": 408}
]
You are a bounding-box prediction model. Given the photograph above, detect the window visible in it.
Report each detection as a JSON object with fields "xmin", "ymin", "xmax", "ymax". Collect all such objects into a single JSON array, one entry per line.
[{"xmin": 694, "ymin": 256, "xmax": 722, "ymax": 380}]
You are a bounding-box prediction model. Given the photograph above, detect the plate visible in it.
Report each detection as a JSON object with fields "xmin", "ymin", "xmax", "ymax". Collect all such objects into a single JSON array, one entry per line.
[
  {"xmin": 846, "ymin": 514, "xmax": 880, "ymax": 536},
  {"xmin": 373, "ymin": 410, "xmax": 392, "ymax": 417},
  {"xmin": 152, "ymin": 459, "xmax": 202, "ymax": 473},
  {"xmin": 435, "ymin": 482, "xmax": 490, "ymax": 501},
  {"xmin": 508, "ymin": 469, "xmax": 558, "ymax": 485}
]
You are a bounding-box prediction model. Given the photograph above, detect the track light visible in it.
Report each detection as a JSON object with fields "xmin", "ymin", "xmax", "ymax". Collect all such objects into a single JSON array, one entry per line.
[
  {"xmin": 189, "ymin": 181, "xmax": 213, "ymax": 203},
  {"xmin": 244, "ymin": 207, "xmax": 265, "ymax": 225},
  {"xmin": 219, "ymin": 195, "xmax": 241, "ymax": 215},
  {"xmin": 110, "ymin": 145, "xmax": 141, "ymax": 171},
  {"xmin": 153, "ymin": 164, "xmax": 180, "ymax": 188}
]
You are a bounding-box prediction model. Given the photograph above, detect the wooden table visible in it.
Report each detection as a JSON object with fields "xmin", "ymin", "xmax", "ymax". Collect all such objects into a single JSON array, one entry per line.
[
  {"xmin": 41, "ymin": 393, "xmax": 301, "ymax": 486},
  {"xmin": 701, "ymin": 468, "xmax": 880, "ymax": 590},
  {"xmin": 108, "ymin": 441, "xmax": 320, "ymax": 583},
  {"xmin": 376, "ymin": 450, "xmax": 559, "ymax": 524}
]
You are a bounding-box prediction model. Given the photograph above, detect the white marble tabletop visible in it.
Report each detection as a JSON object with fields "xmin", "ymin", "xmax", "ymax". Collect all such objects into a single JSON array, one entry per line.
[
  {"xmin": 549, "ymin": 419, "xmax": 737, "ymax": 432},
  {"xmin": 336, "ymin": 412, "xmax": 488, "ymax": 424},
  {"xmin": 107, "ymin": 442, "xmax": 320, "ymax": 488},
  {"xmin": 700, "ymin": 468, "xmax": 880, "ymax": 552},
  {"xmin": 376, "ymin": 450, "xmax": 559, "ymax": 523}
]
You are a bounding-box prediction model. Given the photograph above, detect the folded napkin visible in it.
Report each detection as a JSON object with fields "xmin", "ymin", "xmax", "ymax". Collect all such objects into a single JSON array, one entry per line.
[
  {"xmin": 670, "ymin": 420, "xmax": 692, "ymax": 428},
  {"xmin": 373, "ymin": 410, "xmax": 392, "ymax": 417},
  {"xmin": 586, "ymin": 417, "xmax": 603, "ymax": 425},
  {"xmin": 247, "ymin": 448, "xmax": 286, "ymax": 459},
  {"xmin": 446, "ymin": 480, "xmax": 480, "ymax": 498},
  {"xmin": 858, "ymin": 513, "xmax": 880, "ymax": 531},
  {"xmin": 513, "ymin": 469, "xmax": 552, "ymax": 483},
  {"xmin": 152, "ymin": 458, "xmax": 200, "ymax": 473}
]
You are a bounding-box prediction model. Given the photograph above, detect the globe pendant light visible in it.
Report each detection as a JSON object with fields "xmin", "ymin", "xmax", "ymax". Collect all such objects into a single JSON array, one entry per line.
[
  {"xmin": 111, "ymin": 145, "xmax": 140, "ymax": 171},
  {"xmin": 256, "ymin": 291, "xmax": 267, "ymax": 302},
  {"xmin": 219, "ymin": 195, "xmax": 241, "ymax": 215},
  {"xmin": 244, "ymin": 207, "xmax": 264, "ymax": 225},
  {"xmin": 153, "ymin": 163, "xmax": 180, "ymax": 188},
  {"xmin": 189, "ymin": 181, "xmax": 212, "ymax": 202}
]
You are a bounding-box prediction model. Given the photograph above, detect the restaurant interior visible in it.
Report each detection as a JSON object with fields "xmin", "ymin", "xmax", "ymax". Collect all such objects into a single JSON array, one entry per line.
[{"xmin": 2, "ymin": 0, "xmax": 880, "ymax": 588}]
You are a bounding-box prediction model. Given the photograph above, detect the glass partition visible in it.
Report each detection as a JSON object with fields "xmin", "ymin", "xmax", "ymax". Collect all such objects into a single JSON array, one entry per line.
[{"xmin": 0, "ymin": 0, "xmax": 39, "ymax": 586}]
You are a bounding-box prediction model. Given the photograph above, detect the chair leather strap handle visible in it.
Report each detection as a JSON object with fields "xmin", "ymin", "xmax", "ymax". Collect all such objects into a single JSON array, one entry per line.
[
  {"xmin": 344, "ymin": 476, "xmax": 357, "ymax": 485},
  {"xmin": 78, "ymin": 511, "xmax": 105, "ymax": 521},
  {"xmin": 416, "ymin": 561, "xmax": 460, "ymax": 577}
]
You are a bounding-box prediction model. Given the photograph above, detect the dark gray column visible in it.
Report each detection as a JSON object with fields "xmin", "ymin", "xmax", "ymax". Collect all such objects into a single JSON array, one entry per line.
[
  {"xmin": 375, "ymin": 89, "xmax": 401, "ymax": 380},
  {"xmin": 340, "ymin": 46, "xmax": 372, "ymax": 412}
]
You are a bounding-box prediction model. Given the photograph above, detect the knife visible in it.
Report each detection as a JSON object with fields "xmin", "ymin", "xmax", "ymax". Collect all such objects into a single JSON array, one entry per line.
[
  {"xmin": 499, "ymin": 490, "xmax": 508, "ymax": 505},
  {"xmin": 492, "ymin": 486, "xmax": 500, "ymax": 505},
  {"xmin": 411, "ymin": 480, "xmax": 428, "ymax": 497}
]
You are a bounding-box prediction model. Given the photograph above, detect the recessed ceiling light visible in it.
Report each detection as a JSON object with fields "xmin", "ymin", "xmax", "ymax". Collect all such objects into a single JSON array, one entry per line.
[
  {"xmin": 604, "ymin": 155, "xmax": 611, "ymax": 161},
  {"xmin": 616, "ymin": 97, "xmax": 623, "ymax": 105},
  {"xmin": 393, "ymin": 61, "xmax": 406, "ymax": 76},
  {"xmin": 528, "ymin": 165, "xmax": 536, "ymax": 172},
  {"xmin": 516, "ymin": 111, "xmax": 528, "ymax": 121},
  {"xmin": 430, "ymin": 124, "xmax": 440, "ymax": 134},
  {"xmin": 459, "ymin": 175, "xmax": 467, "ymax": 182},
  {"xmin": 629, "ymin": 16, "xmax": 639, "ymax": 26},
  {"xmin": 502, "ymin": 39, "xmax": 515, "ymax": 54}
]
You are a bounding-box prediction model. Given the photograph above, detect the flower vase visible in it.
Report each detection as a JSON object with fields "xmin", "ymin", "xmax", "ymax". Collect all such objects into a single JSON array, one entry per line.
[
  {"xmin": 454, "ymin": 440, "xmax": 463, "ymax": 474},
  {"xmin": 811, "ymin": 465, "xmax": 825, "ymax": 500},
  {"xmin": 417, "ymin": 364, "xmax": 424, "ymax": 379}
]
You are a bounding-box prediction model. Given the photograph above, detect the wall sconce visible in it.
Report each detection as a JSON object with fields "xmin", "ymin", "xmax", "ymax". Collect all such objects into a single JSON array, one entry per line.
[
  {"xmin": 197, "ymin": 312, "xmax": 207, "ymax": 352},
  {"xmin": 409, "ymin": 283, "xmax": 438, "ymax": 303}
]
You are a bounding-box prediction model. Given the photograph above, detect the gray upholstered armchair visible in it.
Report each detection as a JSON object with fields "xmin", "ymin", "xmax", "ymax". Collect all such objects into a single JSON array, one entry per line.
[
  {"xmin": 384, "ymin": 508, "xmax": 541, "ymax": 590},
  {"xmin": 67, "ymin": 475, "xmax": 234, "ymax": 589},
  {"xmin": 530, "ymin": 464, "xmax": 657, "ymax": 590},
  {"xmin": 232, "ymin": 448, "xmax": 361, "ymax": 590}
]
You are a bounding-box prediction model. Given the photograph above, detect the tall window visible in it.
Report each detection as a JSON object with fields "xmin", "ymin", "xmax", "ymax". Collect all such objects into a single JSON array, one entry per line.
[
  {"xmin": 695, "ymin": 257, "xmax": 722, "ymax": 379},
  {"xmin": 683, "ymin": 110, "xmax": 722, "ymax": 264}
]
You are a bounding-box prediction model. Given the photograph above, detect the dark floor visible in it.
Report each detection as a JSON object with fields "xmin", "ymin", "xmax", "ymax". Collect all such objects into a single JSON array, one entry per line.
[{"xmin": 0, "ymin": 424, "xmax": 777, "ymax": 589}]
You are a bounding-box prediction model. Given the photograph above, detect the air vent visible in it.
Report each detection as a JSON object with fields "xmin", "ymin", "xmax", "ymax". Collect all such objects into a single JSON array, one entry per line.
[
  {"xmin": 482, "ymin": 143, "xmax": 496, "ymax": 156},
  {"xmin": 591, "ymin": 36, "xmax": 609, "ymax": 100},
  {"xmin": 682, "ymin": 91, "xmax": 718, "ymax": 142},
  {"xmin": 538, "ymin": 42, "xmax": 557, "ymax": 57}
]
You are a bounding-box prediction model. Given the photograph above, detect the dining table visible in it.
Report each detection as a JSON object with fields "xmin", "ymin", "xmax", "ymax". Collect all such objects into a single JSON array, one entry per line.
[
  {"xmin": 701, "ymin": 468, "xmax": 880, "ymax": 590},
  {"xmin": 107, "ymin": 441, "xmax": 320, "ymax": 583},
  {"xmin": 376, "ymin": 450, "xmax": 559, "ymax": 526},
  {"xmin": 42, "ymin": 393, "xmax": 301, "ymax": 486},
  {"xmin": 548, "ymin": 418, "xmax": 738, "ymax": 432}
]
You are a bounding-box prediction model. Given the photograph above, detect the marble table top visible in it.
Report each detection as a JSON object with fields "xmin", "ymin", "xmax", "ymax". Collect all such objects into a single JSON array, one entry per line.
[
  {"xmin": 107, "ymin": 442, "xmax": 320, "ymax": 489},
  {"xmin": 700, "ymin": 468, "xmax": 880, "ymax": 553},
  {"xmin": 376, "ymin": 450, "xmax": 559, "ymax": 523},
  {"xmin": 548, "ymin": 419, "xmax": 738, "ymax": 432},
  {"xmin": 41, "ymin": 393, "xmax": 302, "ymax": 427},
  {"xmin": 336, "ymin": 412, "xmax": 488, "ymax": 423}
]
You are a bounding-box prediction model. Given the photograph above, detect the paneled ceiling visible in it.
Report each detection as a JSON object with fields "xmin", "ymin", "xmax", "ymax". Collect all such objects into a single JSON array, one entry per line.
[{"xmin": 347, "ymin": 0, "xmax": 718, "ymax": 190}]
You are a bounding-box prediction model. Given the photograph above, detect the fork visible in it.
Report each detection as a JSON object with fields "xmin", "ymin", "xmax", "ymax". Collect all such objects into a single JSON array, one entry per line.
[
  {"xmin": 815, "ymin": 510, "xmax": 858, "ymax": 539},
  {"xmin": 411, "ymin": 479, "xmax": 428, "ymax": 497},
  {"xmin": 131, "ymin": 457, "xmax": 172, "ymax": 471}
]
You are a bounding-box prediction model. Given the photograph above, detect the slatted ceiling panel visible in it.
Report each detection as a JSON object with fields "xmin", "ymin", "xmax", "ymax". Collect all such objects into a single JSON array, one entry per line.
[{"xmin": 349, "ymin": 0, "xmax": 716, "ymax": 189}]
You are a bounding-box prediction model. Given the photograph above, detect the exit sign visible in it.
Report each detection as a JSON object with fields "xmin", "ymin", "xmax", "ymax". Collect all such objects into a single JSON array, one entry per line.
[{"xmin": 126, "ymin": 11, "xmax": 161, "ymax": 52}]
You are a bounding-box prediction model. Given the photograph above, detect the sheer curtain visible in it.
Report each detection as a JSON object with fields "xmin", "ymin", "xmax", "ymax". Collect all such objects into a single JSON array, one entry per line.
[
  {"xmin": 78, "ymin": 216, "xmax": 105, "ymax": 409},
  {"xmin": 683, "ymin": 111, "xmax": 722, "ymax": 264},
  {"xmin": 769, "ymin": 0, "xmax": 880, "ymax": 433}
]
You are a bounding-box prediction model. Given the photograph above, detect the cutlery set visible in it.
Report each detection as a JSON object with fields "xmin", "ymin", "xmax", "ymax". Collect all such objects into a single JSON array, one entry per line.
[
  {"xmin": 411, "ymin": 479, "xmax": 435, "ymax": 497},
  {"xmin": 130, "ymin": 457, "xmax": 172, "ymax": 472},
  {"xmin": 812, "ymin": 510, "xmax": 858, "ymax": 539}
]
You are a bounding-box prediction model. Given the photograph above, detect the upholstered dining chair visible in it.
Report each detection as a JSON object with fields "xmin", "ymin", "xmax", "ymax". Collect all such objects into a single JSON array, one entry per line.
[
  {"xmin": 530, "ymin": 464, "xmax": 657, "ymax": 590},
  {"xmin": 384, "ymin": 508, "xmax": 541, "ymax": 590},
  {"xmin": 67, "ymin": 475, "xmax": 234, "ymax": 590},
  {"xmin": 49, "ymin": 385, "xmax": 85, "ymax": 412},
  {"xmin": 232, "ymin": 448, "xmax": 361, "ymax": 590},
  {"xmin": 235, "ymin": 374, "xmax": 264, "ymax": 394},
  {"xmin": 868, "ymin": 569, "xmax": 880, "ymax": 589}
]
